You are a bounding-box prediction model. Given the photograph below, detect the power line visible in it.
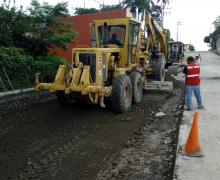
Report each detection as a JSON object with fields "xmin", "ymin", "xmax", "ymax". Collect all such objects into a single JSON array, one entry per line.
[{"xmin": 92, "ymin": 0, "xmax": 102, "ymax": 6}]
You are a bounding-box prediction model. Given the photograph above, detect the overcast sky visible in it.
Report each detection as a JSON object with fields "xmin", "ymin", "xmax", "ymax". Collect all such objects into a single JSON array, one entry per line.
[{"xmin": 11, "ymin": 0, "xmax": 220, "ymax": 50}]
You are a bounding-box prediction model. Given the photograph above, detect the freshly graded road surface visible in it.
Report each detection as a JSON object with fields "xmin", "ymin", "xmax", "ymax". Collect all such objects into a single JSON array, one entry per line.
[{"xmin": 0, "ymin": 77, "xmax": 184, "ymax": 180}]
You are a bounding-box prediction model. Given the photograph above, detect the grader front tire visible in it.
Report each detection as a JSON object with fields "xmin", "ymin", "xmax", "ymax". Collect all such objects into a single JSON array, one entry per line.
[{"xmin": 112, "ymin": 75, "xmax": 132, "ymax": 113}]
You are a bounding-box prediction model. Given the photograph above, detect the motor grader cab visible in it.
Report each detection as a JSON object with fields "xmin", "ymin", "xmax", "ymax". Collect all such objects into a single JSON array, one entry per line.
[
  {"xmin": 35, "ymin": 15, "xmax": 171, "ymax": 113},
  {"xmin": 166, "ymin": 41, "xmax": 185, "ymax": 75},
  {"xmin": 167, "ymin": 41, "xmax": 184, "ymax": 64}
]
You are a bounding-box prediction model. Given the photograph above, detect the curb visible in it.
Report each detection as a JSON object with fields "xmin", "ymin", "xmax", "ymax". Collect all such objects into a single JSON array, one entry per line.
[
  {"xmin": 0, "ymin": 88, "xmax": 34, "ymax": 98},
  {"xmin": 173, "ymin": 111, "xmax": 193, "ymax": 180},
  {"xmin": 0, "ymin": 88, "xmax": 55, "ymax": 114},
  {"xmin": 0, "ymin": 88, "xmax": 51, "ymax": 104}
]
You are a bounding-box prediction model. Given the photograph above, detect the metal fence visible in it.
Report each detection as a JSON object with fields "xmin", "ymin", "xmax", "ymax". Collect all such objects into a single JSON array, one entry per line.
[{"xmin": 0, "ymin": 64, "xmax": 33, "ymax": 92}]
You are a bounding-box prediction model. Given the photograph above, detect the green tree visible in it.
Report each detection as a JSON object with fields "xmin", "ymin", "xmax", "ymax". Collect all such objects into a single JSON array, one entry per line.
[
  {"xmin": 74, "ymin": 7, "xmax": 98, "ymax": 15},
  {"xmin": 100, "ymin": 4, "xmax": 122, "ymax": 12},
  {"xmin": 204, "ymin": 16, "xmax": 220, "ymax": 50},
  {"xmin": 122, "ymin": 0, "xmax": 169, "ymax": 23},
  {"xmin": 0, "ymin": 0, "xmax": 77, "ymax": 57},
  {"xmin": 0, "ymin": 0, "xmax": 29, "ymax": 47},
  {"xmin": 74, "ymin": 4, "xmax": 122, "ymax": 16},
  {"xmin": 164, "ymin": 29, "xmax": 171, "ymax": 42},
  {"xmin": 213, "ymin": 16, "xmax": 220, "ymax": 29},
  {"xmin": 204, "ymin": 36, "xmax": 211, "ymax": 44},
  {"xmin": 189, "ymin": 44, "xmax": 195, "ymax": 51},
  {"xmin": 27, "ymin": 0, "xmax": 77, "ymax": 57},
  {"xmin": 0, "ymin": 6, "xmax": 16, "ymax": 46},
  {"xmin": 123, "ymin": 0, "xmax": 150, "ymax": 19}
]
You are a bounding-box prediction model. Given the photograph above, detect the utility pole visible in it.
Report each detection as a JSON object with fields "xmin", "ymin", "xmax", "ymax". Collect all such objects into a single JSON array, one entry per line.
[{"xmin": 176, "ymin": 21, "xmax": 182, "ymax": 42}]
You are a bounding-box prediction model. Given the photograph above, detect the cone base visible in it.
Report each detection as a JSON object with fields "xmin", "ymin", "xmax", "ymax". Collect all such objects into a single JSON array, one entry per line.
[{"xmin": 183, "ymin": 147, "xmax": 204, "ymax": 157}]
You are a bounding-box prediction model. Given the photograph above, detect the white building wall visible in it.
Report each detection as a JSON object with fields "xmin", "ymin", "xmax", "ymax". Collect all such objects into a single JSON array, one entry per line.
[{"xmin": 216, "ymin": 38, "xmax": 220, "ymax": 52}]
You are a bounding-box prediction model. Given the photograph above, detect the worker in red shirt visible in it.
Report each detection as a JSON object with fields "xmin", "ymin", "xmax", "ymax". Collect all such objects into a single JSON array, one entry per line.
[{"xmin": 183, "ymin": 56, "xmax": 204, "ymax": 111}]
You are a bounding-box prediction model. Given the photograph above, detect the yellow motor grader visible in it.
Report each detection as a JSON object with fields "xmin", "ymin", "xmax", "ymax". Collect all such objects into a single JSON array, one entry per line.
[{"xmin": 35, "ymin": 14, "xmax": 171, "ymax": 113}]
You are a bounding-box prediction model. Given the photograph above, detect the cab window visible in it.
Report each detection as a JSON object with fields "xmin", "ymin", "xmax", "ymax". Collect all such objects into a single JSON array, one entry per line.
[{"xmin": 98, "ymin": 25, "xmax": 126, "ymax": 47}]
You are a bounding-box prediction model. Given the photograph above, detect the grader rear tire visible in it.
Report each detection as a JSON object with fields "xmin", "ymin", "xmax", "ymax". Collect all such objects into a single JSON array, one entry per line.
[
  {"xmin": 129, "ymin": 71, "xmax": 143, "ymax": 104},
  {"xmin": 112, "ymin": 75, "xmax": 132, "ymax": 113}
]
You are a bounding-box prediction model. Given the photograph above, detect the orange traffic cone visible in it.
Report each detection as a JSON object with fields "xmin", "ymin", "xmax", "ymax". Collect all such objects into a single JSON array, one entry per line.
[{"xmin": 184, "ymin": 112, "xmax": 203, "ymax": 157}]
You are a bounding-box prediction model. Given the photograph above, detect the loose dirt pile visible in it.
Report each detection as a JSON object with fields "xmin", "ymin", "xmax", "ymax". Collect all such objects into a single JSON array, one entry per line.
[{"xmin": 97, "ymin": 88, "xmax": 184, "ymax": 180}]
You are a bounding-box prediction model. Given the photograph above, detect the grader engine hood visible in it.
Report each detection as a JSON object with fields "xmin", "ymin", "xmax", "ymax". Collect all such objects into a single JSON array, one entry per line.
[{"xmin": 35, "ymin": 48, "xmax": 119, "ymax": 97}]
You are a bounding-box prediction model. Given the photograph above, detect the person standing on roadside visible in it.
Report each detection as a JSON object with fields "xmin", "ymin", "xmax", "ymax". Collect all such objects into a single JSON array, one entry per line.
[
  {"xmin": 195, "ymin": 53, "xmax": 201, "ymax": 64},
  {"xmin": 183, "ymin": 56, "xmax": 204, "ymax": 111}
]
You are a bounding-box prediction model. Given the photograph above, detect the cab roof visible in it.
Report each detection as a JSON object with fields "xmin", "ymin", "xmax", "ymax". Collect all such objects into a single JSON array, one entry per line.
[{"xmin": 93, "ymin": 17, "xmax": 142, "ymax": 25}]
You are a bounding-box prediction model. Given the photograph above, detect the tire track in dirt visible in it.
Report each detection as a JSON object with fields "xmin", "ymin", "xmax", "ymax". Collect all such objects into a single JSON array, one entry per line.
[{"xmin": 0, "ymin": 92, "xmax": 170, "ymax": 180}]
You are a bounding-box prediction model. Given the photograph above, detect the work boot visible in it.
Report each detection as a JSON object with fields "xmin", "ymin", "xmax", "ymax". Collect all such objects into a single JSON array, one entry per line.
[{"xmin": 198, "ymin": 105, "xmax": 204, "ymax": 109}]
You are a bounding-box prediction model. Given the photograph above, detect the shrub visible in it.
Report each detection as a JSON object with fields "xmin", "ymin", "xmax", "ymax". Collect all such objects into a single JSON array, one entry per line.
[
  {"xmin": 32, "ymin": 55, "xmax": 67, "ymax": 82},
  {"xmin": 0, "ymin": 47, "xmax": 66, "ymax": 91}
]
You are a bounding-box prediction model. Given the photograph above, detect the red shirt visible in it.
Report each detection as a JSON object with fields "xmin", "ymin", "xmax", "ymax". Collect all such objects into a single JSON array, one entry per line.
[{"xmin": 186, "ymin": 63, "xmax": 200, "ymax": 85}]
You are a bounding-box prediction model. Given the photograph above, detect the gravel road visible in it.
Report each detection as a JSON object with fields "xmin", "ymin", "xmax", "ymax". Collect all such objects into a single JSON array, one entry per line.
[{"xmin": 0, "ymin": 79, "xmax": 184, "ymax": 180}]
